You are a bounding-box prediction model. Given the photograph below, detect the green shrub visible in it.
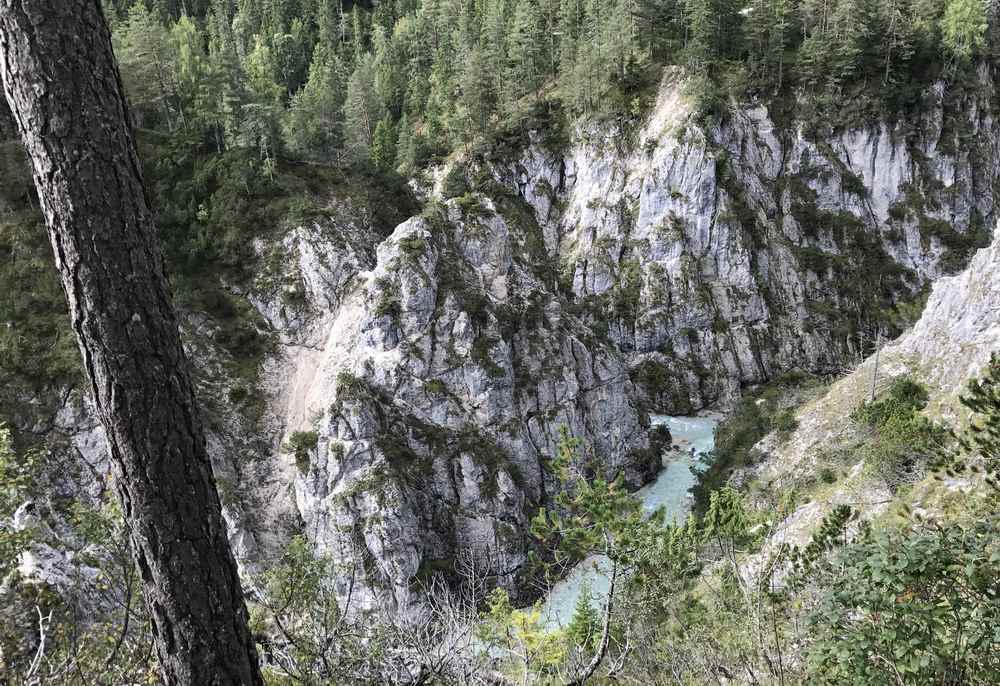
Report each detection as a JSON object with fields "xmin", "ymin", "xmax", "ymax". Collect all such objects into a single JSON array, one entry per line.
[
  {"xmin": 424, "ymin": 378, "xmax": 446, "ymax": 396},
  {"xmin": 373, "ymin": 277, "xmax": 402, "ymax": 321},
  {"xmin": 398, "ymin": 235, "xmax": 427, "ymax": 260},
  {"xmin": 853, "ymin": 376, "xmax": 929, "ymax": 427},
  {"xmin": 852, "ymin": 377, "xmax": 948, "ymax": 488},
  {"xmin": 774, "ymin": 408, "xmax": 800, "ymax": 439},
  {"xmin": 441, "ymin": 165, "xmax": 470, "ymax": 199},
  {"xmin": 630, "ymin": 359, "xmax": 675, "ymax": 409},
  {"xmin": 807, "ymin": 519, "xmax": 1000, "ymax": 685},
  {"xmin": 471, "ymin": 336, "xmax": 505, "ymax": 379},
  {"xmin": 286, "ymin": 431, "xmax": 319, "ymax": 474},
  {"xmin": 692, "ymin": 396, "xmax": 771, "ymax": 512}
]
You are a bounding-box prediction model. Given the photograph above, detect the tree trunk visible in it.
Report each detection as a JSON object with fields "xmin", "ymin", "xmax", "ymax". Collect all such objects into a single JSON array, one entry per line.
[{"xmin": 0, "ymin": 2, "xmax": 263, "ymax": 684}]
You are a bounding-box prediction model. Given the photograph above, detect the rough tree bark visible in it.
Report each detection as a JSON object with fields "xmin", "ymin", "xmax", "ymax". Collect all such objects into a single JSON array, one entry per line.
[{"xmin": 0, "ymin": 2, "xmax": 264, "ymax": 684}]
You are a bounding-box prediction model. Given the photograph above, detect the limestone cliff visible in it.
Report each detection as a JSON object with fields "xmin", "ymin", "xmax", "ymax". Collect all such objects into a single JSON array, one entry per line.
[
  {"xmin": 493, "ymin": 68, "xmax": 998, "ymax": 413},
  {"xmin": 740, "ymin": 221, "xmax": 1000, "ymax": 574},
  {"xmin": 6, "ymin": 67, "xmax": 1000, "ymax": 616}
]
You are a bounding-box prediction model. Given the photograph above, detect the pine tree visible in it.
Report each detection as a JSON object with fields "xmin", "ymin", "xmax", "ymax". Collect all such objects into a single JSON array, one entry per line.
[
  {"xmin": 799, "ymin": 0, "xmax": 864, "ymax": 90},
  {"xmin": 242, "ymin": 34, "xmax": 284, "ymax": 172},
  {"xmin": 746, "ymin": 0, "xmax": 793, "ymax": 88},
  {"xmin": 570, "ymin": 0, "xmax": 609, "ymax": 110},
  {"xmin": 206, "ymin": 3, "xmax": 249, "ymax": 150},
  {"xmin": 170, "ymin": 13, "xmax": 210, "ymax": 130},
  {"xmin": 558, "ymin": 0, "xmax": 586, "ymax": 62},
  {"xmin": 828, "ymin": 0, "xmax": 864, "ymax": 86},
  {"xmin": 393, "ymin": 111, "xmax": 418, "ymax": 172},
  {"xmin": 343, "ymin": 52, "xmax": 383, "ymax": 162},
  {"xmin": 911, "ymin": 0, "xmax": 947, "ymax": 54},
  {"xmin": 457, "ymin": 44, "xmax": 494, "ymax": 139},
  {"xmin": 508, "ymin": 0, "xmax": 547, "ymax": 102},
  {"xmin": 540, "ymin": 0, "xmax": 562, "ymax": 83},
  {"xmin": 636, "ymin": 0, "xmax": 684, "ymax": 61},
  {"xmin": 114, "ymin": 1, "xmax": 178, "ymax": 129},
  {"xmin": 270, "ymin": 17, "xmax": 312, "ymax": 95},
  {"xmin": 566, "ymin": 582, "xmax": 601, "ymax": 651},
  {"xmin": 424, "ymin": 55, "xmax": 458, "ymax": 148},
  {"xmin": 879, "ymin": 0, "xmax": 916, "ymax": 84},
  {"xmin": 373, "ymin": 25, "xmax": 407, "ymax": 119},
  {"xmin": 603, "ymin": 0, "xmax": 643, "ymax": 86},
  {"xmin": 350, "ymin": 4, "xmax": 367, "ymax": 65},
  {"xmin": 481, "ymin": 0, "xmax": 510, "ymax": 114},
  {"xmin": 683, "ymin": 0, "xmax": 716, "ymax": 72},
  {"xmin": 282, "ymin": 50, "xmax": 344, "ymax": 161},
  {"xmin": 371, "ymin": 115, "xmax": 398, "ymax": 170}
]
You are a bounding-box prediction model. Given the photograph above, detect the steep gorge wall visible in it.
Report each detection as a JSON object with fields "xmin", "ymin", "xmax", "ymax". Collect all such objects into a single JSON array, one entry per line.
[
  {"xmin": 248, "ymin": 69, "xmax": 1000, "ymax": 613},
  {"xmin": 251, "ymin": 198, "xmax": 660, "ymax": 617},
  {"xmin": 6, "ymin": 68, "xmax": 1000, "ymax": 618},
  {"xmin": 493, "ymin": 69, "xmax": 999, "ymax": 413}
]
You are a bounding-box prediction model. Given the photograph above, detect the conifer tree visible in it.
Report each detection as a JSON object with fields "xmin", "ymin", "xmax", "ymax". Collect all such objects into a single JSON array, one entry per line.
[
  {"xmin": 636, "ymin": 0, "xmax": 684, "ymax": 61},
  {"xmin": 343, "ymin": 52, "xmax": 383, "ymax": 161},
  {"xmin": 508, "ymin": 0, "xmax": 547, "ymax": 101},
  {"xmin": 746, "ymin": 0, "xmax": 793, "ymax": 88},
  {"xmin": 566, "ymin": 582, "xmax": 601, "ymax": 652},
  {"xmin": 879, "ymin": 0, "xmax": 917, "ymax": 84},
  {"xmin": 457, "ymin": 44, "xmax": 494, "ymax": 139},
  {"xmin": 283, "ymin": 50, "xmax": 344, "ymax": 161},
  {"xmin": 481, "ymin": 0, "xmax": 510, "ymax": 114},
  {"xmin": 371, "ymin": 115, "xmax": 398, "ymax": 170},
  {"xmin": 683, "ymin": 0, "xmax": 716, "ymax": 72},
  {"xmin": 114, "ymin": 0, "xmax": 179, "ymax": 129}
]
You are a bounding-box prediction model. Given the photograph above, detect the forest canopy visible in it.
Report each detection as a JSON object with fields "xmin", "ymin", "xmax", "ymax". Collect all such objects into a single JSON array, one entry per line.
[{"xmin": 104, "ymin": 0, "xmax": 998, "ymax": 175}]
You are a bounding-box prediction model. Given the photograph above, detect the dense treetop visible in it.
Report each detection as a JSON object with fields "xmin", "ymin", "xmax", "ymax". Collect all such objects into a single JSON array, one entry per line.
[{"xmin": 105, "ymin": 0, "xmax": 997, "ymax": 174}]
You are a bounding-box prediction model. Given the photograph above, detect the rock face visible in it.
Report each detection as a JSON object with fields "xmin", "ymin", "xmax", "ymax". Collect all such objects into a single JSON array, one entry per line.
[
  {"xmin": 255, "ymin": 199, "xmax": 658, "ymax": 617},
  {"xmin": 737, "ymin": 221, "xmax": 1000, "ymax": 577},
  {"xmin": 7, "ymin": 69, "xmax": 1000, "ymax": 618},
  {"xmin": 492, "ymin": 68, "xmax": 999, "ymax": 413}
]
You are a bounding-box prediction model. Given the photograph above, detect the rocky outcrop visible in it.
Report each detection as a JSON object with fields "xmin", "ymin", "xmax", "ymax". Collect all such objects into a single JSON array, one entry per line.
[
  {"xmin": 741, "ymin": 221, "xmax": 1000, "ymax": 574},
  {"xmin": 255, "ymin": 198, "xmax": 657, "ymax": 617},
  {"xmin": 493, "ymin": 68, "xmax": 999, "ymax": 413}
]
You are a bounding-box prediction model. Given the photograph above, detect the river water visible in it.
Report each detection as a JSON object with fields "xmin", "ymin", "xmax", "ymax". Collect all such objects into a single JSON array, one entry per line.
[{"xmin": 537, "ymin": 414, "xmax": 719, "ymax": 628}]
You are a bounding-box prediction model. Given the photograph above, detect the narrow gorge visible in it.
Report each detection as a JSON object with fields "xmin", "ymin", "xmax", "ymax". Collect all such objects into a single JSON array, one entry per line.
[
  {"xmin": 7, "ymin": 67, "xmax": 998, "ymax": 618},
  {"xmin": 2, "ymin": 2, "xmax": 1000, "ymax": 681}
]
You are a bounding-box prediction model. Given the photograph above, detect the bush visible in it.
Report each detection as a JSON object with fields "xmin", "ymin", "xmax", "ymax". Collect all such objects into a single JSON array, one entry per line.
[
  {"xmin": 807, "ymin": 519, "xmax": 1000, "ymax": 685},
  {"xmin": 441, "ymin": 165, "xmax": 470, "ymax": 200},
  {"xmin": 691, "ymin": 396, "xmax": 770, "ymax": 512},
  {"xmin": 424, "ymin": 378, "xmax": 446, "ymax": 396},
  {"xmin": 852, "ymin": 377, "xmax": 948, "ymax": 489},
  {"xmin": 774, "ymin": 408, "xmax": 800, "ymax": 440},
  {"xmin": 373, "ymin": 277, "xmax": 402, "ymax": 321},
  {"xmin": 286, "ymin": 431, "xmax": 319, "ymax": 474}
]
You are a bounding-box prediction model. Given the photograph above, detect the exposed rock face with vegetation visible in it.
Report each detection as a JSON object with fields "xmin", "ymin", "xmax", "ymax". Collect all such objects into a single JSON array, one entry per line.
[
  {"xmin": 4, "ymin": 69, "xmax": 999, "ymax": 621},
  {"xmin": 254, "ymin": 198, "xmax": 658, "ymax": 615},
  {"xmin": 744, "ymin": 221, "xmax": 1000, "ymax": 557},
  {"xmin": 208, "ymin": 67, "xmax": 999, "ymax": 613},
  {"xmin": 492, "ymin": 68, "xmax": 999, "ymax": 413},
  {"xmin": 3, "ymin": 0, "xmax": 1000, "ymax": 681}
]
